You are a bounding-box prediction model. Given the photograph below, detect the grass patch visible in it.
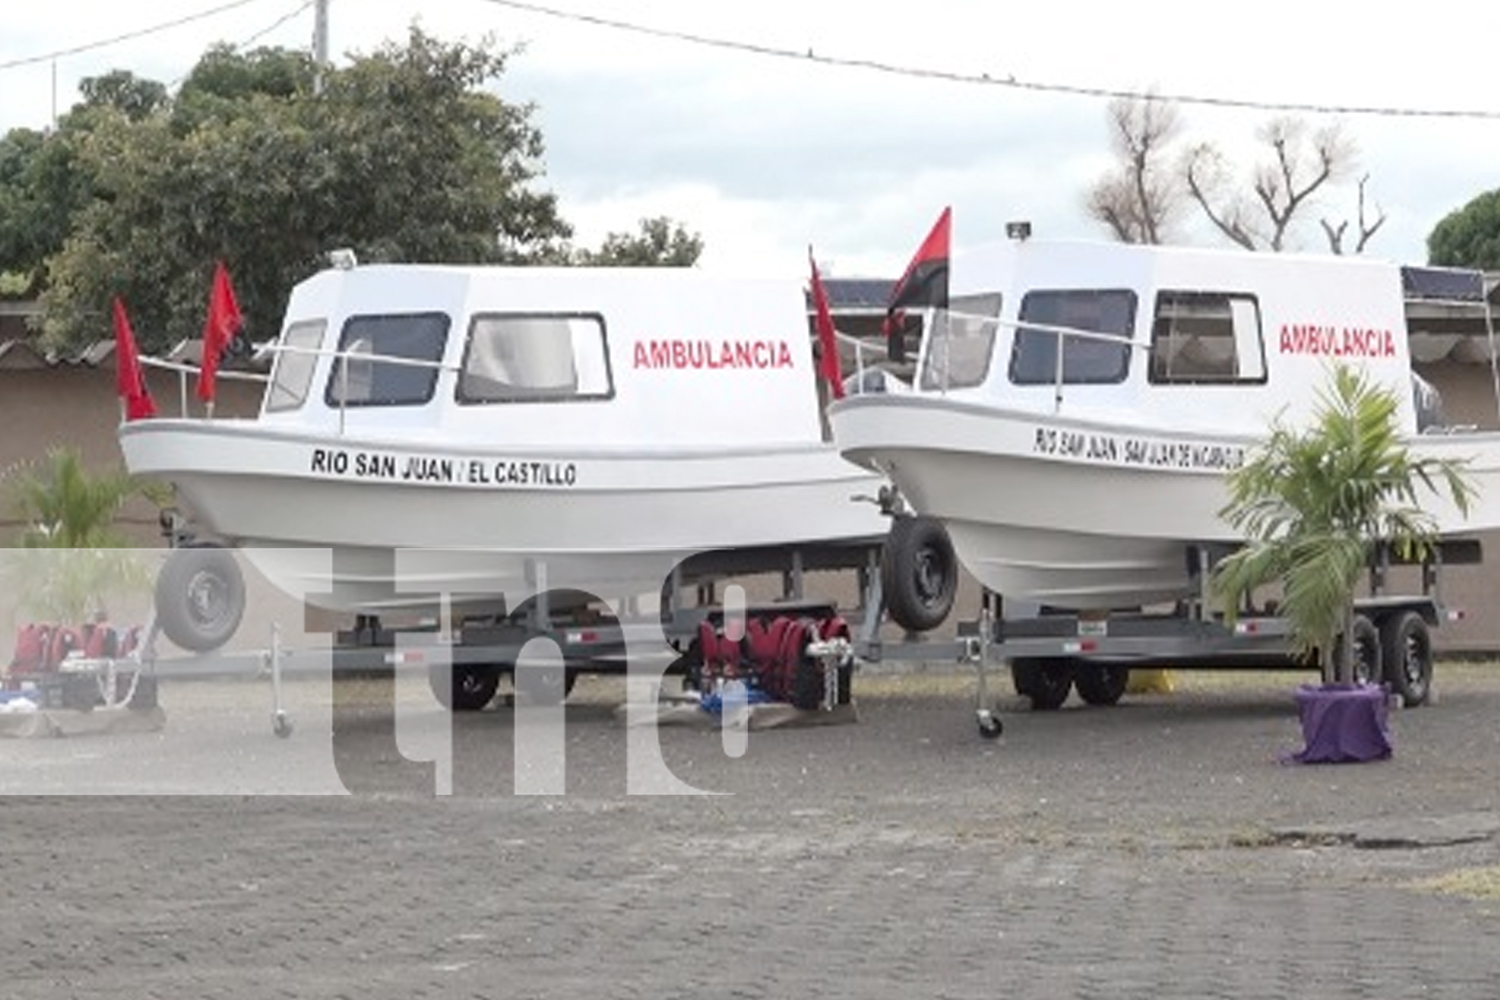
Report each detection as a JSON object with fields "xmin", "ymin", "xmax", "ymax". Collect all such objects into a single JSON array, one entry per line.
[{"xmin": 1408, "ymin": 866, "xmax": 1500, "ymax": 900}]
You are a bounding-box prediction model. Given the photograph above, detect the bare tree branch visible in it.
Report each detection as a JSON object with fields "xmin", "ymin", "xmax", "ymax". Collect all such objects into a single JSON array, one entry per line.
[
  {"xmin": 1353, "ymin": 174, "xmax": 1387, "ymax": 253},
  {"xmin": 1084, "ymin": 93, "xmax": 1185, "ymax": 244},
  {"xmin": 1184, "ymin": 143, "xmax": 1258, "ymax": 250},
  {"xmin": 1321, "ymin": 218, "xmax": 1348, "ymax": 254},
  {"xmin": 1183, "ymin": 116, "xmax": 1359, "ymax": 253},
  {"xmin": 1319, "ymin": 174, "xmax": 1387, "ymax": 255}
]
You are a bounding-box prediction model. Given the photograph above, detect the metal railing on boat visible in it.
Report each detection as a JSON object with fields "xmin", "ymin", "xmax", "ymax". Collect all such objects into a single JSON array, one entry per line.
[
  {"xmin": 140, "ymin": 355, "xmax": 270, "ymax": 418},
  {"xmin": 836, "ymin": 307, "xmax": 1154, "ymax": 412},
  {"xmin": 142, "ymin": 344, "xmax": 463, "ymax": 435}
]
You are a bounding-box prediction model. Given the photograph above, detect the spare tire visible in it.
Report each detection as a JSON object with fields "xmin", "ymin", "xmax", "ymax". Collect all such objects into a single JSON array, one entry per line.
[
  {"xmin": 881, "ymin": 515, "xmax": 958, "ymax": 633},
  {"xmin": 154, "ymin": 543, "xmax": 246, "ymax": 653}
]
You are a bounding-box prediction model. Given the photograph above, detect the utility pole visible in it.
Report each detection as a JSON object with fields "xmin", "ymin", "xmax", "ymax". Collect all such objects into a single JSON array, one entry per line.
[{"xmin": 313, "ymin": 0, "xmax": 329, "ymax": 95}]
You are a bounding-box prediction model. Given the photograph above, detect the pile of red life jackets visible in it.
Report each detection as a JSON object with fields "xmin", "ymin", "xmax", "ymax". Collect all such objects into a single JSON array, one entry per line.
[
  {"xmin": 6, "ymin": 621, "xmax": 142, "ymax": 675},
  {"xmin": 695, "ymin": 613, "xmax": 850, "ymax": 710}
]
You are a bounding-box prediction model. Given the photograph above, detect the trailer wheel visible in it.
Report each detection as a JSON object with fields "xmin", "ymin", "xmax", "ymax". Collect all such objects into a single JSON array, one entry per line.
[
  {"xmin": 154, "ymin": 543, "xmax": 246, "ymax": 653},
  {"xmin": 1381, "ymin": 611, "xmax": 1432, "ymax": 707},
  {"xmin": 1011, "ymin": 658, "xmax": 1074, "ymax": 711},
  {"xmin": 881, "ymin": 515, "xmax": 958, "ymax": 634},
  {"xmin": 429, "ymin": 663, "xmax": 501, "ymax": 712},
  {"xmin": 1333, "ymin": 613, "xmax": 1383, "ymax": 686},
  {"xmin": 1073, "ymin": 663, "xmax": 1130, "ymax": 706}
]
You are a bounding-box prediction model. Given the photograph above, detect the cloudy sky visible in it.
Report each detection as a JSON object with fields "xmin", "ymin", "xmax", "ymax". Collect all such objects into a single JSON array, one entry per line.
[{"xmin": 3, "ymin": 0, "xmax": 1499, "ymax": 278}]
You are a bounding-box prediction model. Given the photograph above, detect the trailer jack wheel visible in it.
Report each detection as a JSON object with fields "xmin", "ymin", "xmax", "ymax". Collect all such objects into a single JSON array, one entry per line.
[{"xmin": 977, "ymin": 710, "xmax": 1003, "ymax": 739}]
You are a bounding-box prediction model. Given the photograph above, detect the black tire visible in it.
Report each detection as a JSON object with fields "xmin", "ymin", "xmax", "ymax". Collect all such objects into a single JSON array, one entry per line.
[
  {"xmin": 429, "ymin": 663, "xmax": 502, "ymax": 712},
  {"xmin": 154, "ymin": 544, "xmax": 246, "ymax": 653},
  {"xmin": 1380, "ymin": 611, "xmax": 1433, "ymax": 707},
  {"xmin": 513, "ymin": 663, "xmax": 579, "ymax": 706},
  {"xmin": 881, "ymin": 515, "xmax": 959, "ymax": 634},
  {"xmin": 1011, "ymin": 658, "xmax": 1074, "ymax": 711},
  {"xmin": 1073, "ymin": 663, "xmax": 1130, "ymax": 706},
  {"xmin": 1333, "ymin": 613, "xmax": 1382, "ymax": 686}
]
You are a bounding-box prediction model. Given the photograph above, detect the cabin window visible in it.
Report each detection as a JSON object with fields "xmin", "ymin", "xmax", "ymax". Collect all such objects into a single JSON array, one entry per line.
[
  {"xmin": 1009, "ymin": 289, "xmax": 1136, "ymax": 385},
  {"xmin": 919, "ymin": 292, "xmax": 1002, "ymax": 391},
  {"xmin": 324, "ymin": 312, "xmax": 449, "ymax": 408},
  {"xmin": 458, "ymin": 313, "xmax": 613, "ymax": 404},
  {"xmin": 265, "ymin": 320, "xmax": 326, "ymax": 412},
  {"xmin": 1148, "ymin": 291, "xmax": 1266, "ymax": 384}
]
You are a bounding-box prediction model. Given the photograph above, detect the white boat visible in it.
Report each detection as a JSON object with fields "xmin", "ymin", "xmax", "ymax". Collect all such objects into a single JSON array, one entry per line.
[
  {"xmin": 828, "ymin": 233, "xmax": 1500, "ymax": 614},
  {"xmin": 119, "ymin": 258, "xmax": 896, "ymax": 651}
]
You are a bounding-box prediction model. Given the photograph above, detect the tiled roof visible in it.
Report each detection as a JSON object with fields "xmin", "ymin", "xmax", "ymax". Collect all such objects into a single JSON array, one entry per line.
[
  {"xmin": 807, "ymin": 278, "xmax": 897, "ymax": 312},
  {"xmin": 0, "ymin": 337, "xmax": 270, "ymax": 371}
]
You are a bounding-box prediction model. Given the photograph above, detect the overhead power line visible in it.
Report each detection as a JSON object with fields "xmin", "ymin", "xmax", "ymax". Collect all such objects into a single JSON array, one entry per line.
[
  {"xmin": 0, "ymin": 0, "xmax": 269, "ymax": 72},
  {"xmin": 239, "ymin": 0, "xmax": 315, "ymax": 50},
  {"xmin": 476, "ymin": 0, "xmax": 1500, "ymax": 121},
  {"xmin": 166, "ymin": 0, "xmax": 315, "ymax": 90}
]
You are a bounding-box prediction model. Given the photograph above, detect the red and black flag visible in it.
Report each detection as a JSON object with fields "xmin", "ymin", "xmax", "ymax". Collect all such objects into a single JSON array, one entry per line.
[
  {"xmin": 881, "ymin": 206, "xmax": 951, "ymax": 364},
  {"xmin": 808, "ymin": 247, "xmax": 845, "ymax": 400}
]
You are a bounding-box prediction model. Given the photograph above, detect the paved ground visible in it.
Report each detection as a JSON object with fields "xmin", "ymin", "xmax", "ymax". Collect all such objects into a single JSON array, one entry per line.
[{"xmin": 6, "ymin": 662, "xmax": 1500, "ymax": 998}]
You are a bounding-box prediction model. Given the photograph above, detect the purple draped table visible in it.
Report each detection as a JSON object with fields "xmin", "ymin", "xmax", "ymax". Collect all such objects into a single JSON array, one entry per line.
[{"xmin": 1284, "ymin": 682, "xmax": 1393, "ymax": 764}]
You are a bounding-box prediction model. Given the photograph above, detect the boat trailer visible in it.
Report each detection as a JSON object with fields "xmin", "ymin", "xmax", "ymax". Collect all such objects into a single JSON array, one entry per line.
[{"xmin": 15, "ymin": 529, "xmax": 1476, "ymax": 743}]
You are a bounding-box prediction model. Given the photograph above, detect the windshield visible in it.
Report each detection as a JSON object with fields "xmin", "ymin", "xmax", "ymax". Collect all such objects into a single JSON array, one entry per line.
[{"xmin": 324, "ymin": 312, "xmax": 449, "ymax": 408}]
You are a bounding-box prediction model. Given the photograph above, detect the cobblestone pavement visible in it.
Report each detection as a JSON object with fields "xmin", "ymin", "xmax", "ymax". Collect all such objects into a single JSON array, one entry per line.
[{"xmin": 5, "ymin": 665, "xmax": 1500, "ymax": 999}]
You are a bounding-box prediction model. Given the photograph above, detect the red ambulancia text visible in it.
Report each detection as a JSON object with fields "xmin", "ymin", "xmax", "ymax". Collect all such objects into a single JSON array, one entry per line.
[
  {"xmin": 1278, "ymin": 324, "xmax": 1396, "ymax": 358},
  {"xmin": 632, "ymin": 339, "xmax": 795, "ymax": 370}
]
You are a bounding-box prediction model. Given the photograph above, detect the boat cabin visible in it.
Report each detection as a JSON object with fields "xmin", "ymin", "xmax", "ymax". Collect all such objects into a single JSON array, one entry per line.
[
  {"xmin": 900, "ymin": 237, "xmax": 1496, "ymax": 437},
  {"xmin": 256, "ymin": 262, "xmax": 832, "ymax": 450}
]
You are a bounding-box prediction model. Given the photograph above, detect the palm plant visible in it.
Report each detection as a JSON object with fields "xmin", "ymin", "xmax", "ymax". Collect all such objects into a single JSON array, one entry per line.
[
  {"xmin": 1211, "ymin": 363, "xmax": 1478, "ymax": 683},
  {"xmin": 1, "ymin": 447, "xmax": 158, "ymax": 623}
]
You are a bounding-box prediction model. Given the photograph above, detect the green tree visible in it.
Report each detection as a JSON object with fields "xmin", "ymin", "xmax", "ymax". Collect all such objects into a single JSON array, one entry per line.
[
  {"xmin": 0, "ymin": 124, "xmax": 93, "ymax": 298},
  {"xmin": 31, "ymin": 27, "xmax": 576, "ymax": 354},
  {"xmin": 6, "ymin": 25, "xmax": 703, "ymax": 354},
  {"xmin": 1210, "ymin": 364, "xmax": 1477, "ymax": 682},
  {"xmin": 176, "ymin": 43, "xmax": 312, "ymax": 108},
  {"xmin": 570, "ymin": 216, "xmax": 703, "ymax": 266},
  {"xmin": 1427, "ymin": 189, "xmax": 1500, "ymax": 269},
  {"xmin": 78, "ymin": 70, "xmax": 170, "ymax": 121},
  {"xmin": 0, "ymin": 71, "xmax": 170, "ymax": 297}
]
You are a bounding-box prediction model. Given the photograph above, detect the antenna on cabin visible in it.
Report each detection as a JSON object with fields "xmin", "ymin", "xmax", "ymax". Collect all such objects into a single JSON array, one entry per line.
[
  {"xmin": 328, "ymin": 248, "xmax": 358, "ymax": 270},
  {"xmin": 1005, "ymin": 221, "xmax": 1032, "ymax": 241}
]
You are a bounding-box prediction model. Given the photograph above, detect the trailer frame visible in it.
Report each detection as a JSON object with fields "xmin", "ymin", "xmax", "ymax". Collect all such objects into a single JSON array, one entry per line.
[{"xmin": 844, "ymin": 534, "xmax": 1479, "ymax": 738}]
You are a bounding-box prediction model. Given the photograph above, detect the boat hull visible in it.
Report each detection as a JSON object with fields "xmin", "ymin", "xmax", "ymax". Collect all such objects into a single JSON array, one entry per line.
[
  {"xmin": 830, "ymin": 394, "xmax": 1500, "ymax": 611},
  {"xmin": 120, "ymin": 421, "xmax": 891, "ymax": 615}
]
